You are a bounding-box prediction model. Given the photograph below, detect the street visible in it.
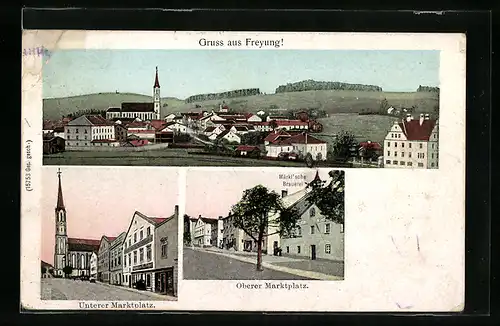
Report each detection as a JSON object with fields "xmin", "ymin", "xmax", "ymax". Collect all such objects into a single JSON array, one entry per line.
[
  {"xmin": 41, "ymin": 278, "xmax": 173, "ymax": 301},
  {"xmin": 183, "ymin": 247, "xmax": 314, "ymax": 280}
]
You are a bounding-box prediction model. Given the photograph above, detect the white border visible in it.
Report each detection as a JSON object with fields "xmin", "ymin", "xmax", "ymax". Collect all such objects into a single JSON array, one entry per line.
[{"xmin": 21, "ymin": 31, "xmax": 465, "ymax": 312}]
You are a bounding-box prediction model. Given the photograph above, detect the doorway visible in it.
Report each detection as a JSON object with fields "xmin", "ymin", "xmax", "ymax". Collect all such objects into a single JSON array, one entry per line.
[{"xmin": 311, "ymin": 245, "xmax": 316, "ymax": 260}]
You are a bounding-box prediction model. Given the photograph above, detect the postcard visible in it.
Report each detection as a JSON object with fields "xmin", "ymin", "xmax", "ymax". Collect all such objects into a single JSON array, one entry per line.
[{"xmin": 22, "ymin": 30, "xmax": 465, "ymax": 312}]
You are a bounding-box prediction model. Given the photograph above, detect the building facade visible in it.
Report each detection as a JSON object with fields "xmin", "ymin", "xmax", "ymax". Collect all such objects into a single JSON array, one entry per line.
[
  {"xmin": 64, "ymin": 115, "xmax": 120, "ymax": 148},
  {"xmin": 89, "ymin": 252, "xmax": 98, "ymax": 279},
  {"xmin": 53, "ymin": 169, "xmax": 100, "ymax": 277},
  {"xmin": 97, "ymin": 236, "xmax": 115, "ymax": 283},
  {"xmin": 109, "ymin": 232, "xmax": 126, "ymax": 285},
  {"xmin": 153, "ymin": 205, "xmax": 179, "ymax": 297},
  {"xmin": 264, "ymin": 132, "xmax": 328, "ymax": 161},
  {"xmin": 193, "ymin": 216, "xmax": 223, "ymax": 247},
  {"xmin": 106, "ymin": 67, "xmax": 161, "ymax": 121},
  {"xmin": 383, "ymin": 114, "xmax": 439, "ymax": 169}
]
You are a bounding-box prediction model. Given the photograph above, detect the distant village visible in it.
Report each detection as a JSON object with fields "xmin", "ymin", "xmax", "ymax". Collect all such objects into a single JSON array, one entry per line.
[{"xmin": 43, "ymin": 67, "xmax": 440, "ymax": 169}]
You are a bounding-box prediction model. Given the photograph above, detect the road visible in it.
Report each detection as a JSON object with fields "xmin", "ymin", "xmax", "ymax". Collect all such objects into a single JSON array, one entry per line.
[
  {"xmin": 183, "ymin": 248, "xmax": 313, "ymax": 280},
  {"xmin": 41, "ymin": 278, "xmax": 171, "ymax": 301}
]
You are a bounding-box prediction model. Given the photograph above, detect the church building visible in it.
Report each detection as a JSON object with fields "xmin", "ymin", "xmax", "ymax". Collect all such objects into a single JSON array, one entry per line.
[
  {"xmin": 53, "ymin": 169, "xmax": 100, "ymax": 277},
  {"xmin": 106, "ymin": 67, "xmax": 162, "ymax": 121}
]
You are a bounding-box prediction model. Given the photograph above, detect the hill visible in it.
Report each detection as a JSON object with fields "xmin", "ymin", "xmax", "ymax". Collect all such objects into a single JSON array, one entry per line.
[
  {"xmin": 43, "ymin": 89, "xmax": 439, "ymax": 120},
  {"xmin": 42, "ymin": 93, "xmax": 184, "ymax": 120}
]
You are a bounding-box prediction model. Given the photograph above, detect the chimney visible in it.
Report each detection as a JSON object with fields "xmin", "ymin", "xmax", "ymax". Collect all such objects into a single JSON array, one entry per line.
[
  {"xmin": 419, "ymin": 114, "xmax": 424, "ymax": 125},
  {"xmin": 174, "ymin": 205, "xmax": 179, "ymax": 218},
  {"xmin": 424, "ymin": 114, "xmax": 430, "ymax": 120},
  {"xmin": 406, "ymin": 114, "xmax": 412, "ymax": 122},
  {"xmin": 281, "ymin": 190, "xmax": 288, "ymax": 198}
]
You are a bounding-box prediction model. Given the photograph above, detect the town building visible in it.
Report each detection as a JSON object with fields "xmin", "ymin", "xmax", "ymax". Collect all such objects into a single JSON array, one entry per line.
[
  {"xmin": 41, "ymin": 261, "xmax": 54, "ymax": 278},
  {"xmin": 64, "ymin": 115, "xmax": 120, "ymax": 148},
  {"xmin": 97, "ymin": 235, "xmax": 116, "ymax": 283},
  {"xmin": 383, "ymin": 114, "xmax": 439, "ymax": 169},
  {"xmin": 109, "ymin": 232, "xmax": 126, "ymax": 285},
  {"xmin": 264, "ymin": 132, "xmax": 328, "ymax": 161},
  {"xmin": 122, "ymin": 206, "xmax": 178, "ymax": 295},
  {"xmin": 105, "ymin": 67, "xmax": 161, "ymax": 121},
  {"xmin": 280, "ymin": 172, "xmax": 344, "ymax": 261},
  {"xmin": 89, "ymin": 252, "xmax": 98, "ymax": 279},
  {"xmin": 43, "ymin": 135, "xmax": 65, "ymax": 154},
  {"xmin": 221, "ymin": 214, "xmax": 245, "ymax": 251},
  {"xmin": 192, "ymin": 216, "xmax": 223, "ymax": 248},
  {"xmin": 53, "ymin": 169, "xmax": 101, "ymax": 278},
  {"xmin": 152, "ymin": 206, "xmax": 179, "ymax": 297},
  {"xmin": 255, "ymin": 120, "xmax": 309, "ymax": 132}
]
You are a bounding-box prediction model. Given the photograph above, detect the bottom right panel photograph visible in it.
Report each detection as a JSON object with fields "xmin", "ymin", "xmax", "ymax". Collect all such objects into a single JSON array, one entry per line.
[{"xmin": 183, "ymin": 168, "xmax": 345, "ymax": 281}]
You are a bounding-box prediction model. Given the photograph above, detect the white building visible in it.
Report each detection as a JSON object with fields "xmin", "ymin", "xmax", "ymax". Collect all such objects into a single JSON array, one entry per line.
[
  {"xmin": 122, "ymin": 209, "xmax": 177, "ymax": 293},
  {"xmin": 216, "ymin": 130, "xmax": 241, "ymax": 144},
  {"xmin": 383, "ymin": 114, "xmax": 439, "ymax": 169},
  {"xmin": 161, "ymin": 122, "xmax": 188, "ymax": 134},
  {"xmin": 89, "ymin": 252, "xmax": 98, "ymax": 279},
  {"xmin": 264, "ymin": 132, "xmax": 328, "ymax": 161},
  {"xmin": 105, "ymin": 67, "xmax": 161, "ymax": 121},
  {"xmin": 65, "ymin": 115, "xmax": 120, "ymax": 148},
  {"xmin": 164, "ymin": 113, "xmax": 177, "ymax": 122},
  {"xmin": 255, "ymin": 120, "xmax": 309, "ymax": 132},
  {"xmin": 193, "ymin": 216, "xmax": 223, "ymax": 248},
  {"xmin": 246, "ymin": 114, "xmax": 262, "ymax": 123}
]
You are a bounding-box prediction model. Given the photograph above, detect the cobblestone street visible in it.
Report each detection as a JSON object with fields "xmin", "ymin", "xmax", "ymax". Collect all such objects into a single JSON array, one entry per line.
[{"xmin": 41, "ymin": 278, "xmax": 176, "ymax": 301}]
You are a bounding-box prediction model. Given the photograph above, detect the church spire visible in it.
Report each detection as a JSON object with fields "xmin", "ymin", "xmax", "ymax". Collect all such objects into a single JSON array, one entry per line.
[
  {"xmin": 312, "ymin": 170, "xmax": 321, "ymax": 183},
  {"xmin": 56, "ymin": 168, "xmax": 65, "ymax": 210},
  {"xmin": 154, "ymin": 66, "xmax": 160, "ymax": 88}
]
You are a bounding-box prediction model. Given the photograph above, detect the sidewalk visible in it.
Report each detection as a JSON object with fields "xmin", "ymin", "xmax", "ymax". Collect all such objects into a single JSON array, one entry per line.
[
  {"xmin": 97, "ymin": 281, "xmax": 177, "ymax": 301},
  {"xmin": 189, "ymin": 246, "xmax": 343, "ymax": 280}
]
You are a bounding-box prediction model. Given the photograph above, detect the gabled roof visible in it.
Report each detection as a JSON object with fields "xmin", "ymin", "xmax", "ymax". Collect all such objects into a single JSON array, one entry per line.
[
  {"xmin": 67, "ymin": 115, "xmax": 113, "ymax": 126},
  {"xmin": 264, "ymin": 130, "xmax": 291, "ymax": 143},
  {"xmin": 359, "ymin": 141, "xmax": 382, "ymax": 150},
  {"xmin": 236, "ymin": 145, "xmax": 260, "ymax": 152},
  {"xmin": 204, "ymin": 126, "xmax": 216, "ymax": 133},
  {"xmin": 68, "ymin": 238, "xmax": 101, "ymax": 252},
  {"xmin": 398, "ymin": 119, "xmax": 437, "ymax": 141},
  {"xmin": 41, "ymin": 260, "xmax": 54, "ymax": 269},
  {"xmin": 121, "ymin": 102, "xmax": 154, "ymax": 113},
  {"xmin": 268, "ymin": 133, "xmax": 326, "ymax": 146},
  {"xmin": 107, "ymin": 107, "xmax": 121, "ymax": 113}
]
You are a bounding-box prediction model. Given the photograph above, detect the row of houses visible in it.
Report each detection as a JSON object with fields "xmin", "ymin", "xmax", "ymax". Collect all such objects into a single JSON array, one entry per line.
[
  {"xmin": 51, "ymin": 169, "xmax": 178, "ymax": 297},
  {"xmin": 184, "ymin": 171, "xmax": 344, "ymax": 261}
]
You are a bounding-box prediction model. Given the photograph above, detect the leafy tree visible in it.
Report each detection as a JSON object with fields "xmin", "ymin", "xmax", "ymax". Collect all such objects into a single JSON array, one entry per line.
[
  {"xmin": 42, "ymin": 266, "xmax": 46, "ymax": 275},
  {"xmin": 379, "ymin": 98, "xmax": 390, "ymax": 113},
  {"xmin": 332, "ymin": 130, "xmax": 357, "ymax": 162},
  {"xmin": 62, "ymin": 265, "xmax": 73, "ymax": 278},
  {"xmin": 230, "ymin": 185, "xmax": 300, "ymax": 271},
  {"xmin": 184, "ymin": 231, "xmax": 192, "ymax": 245},
  {"xmin": 306, "ymin": 170, "xmax": 345, "ymax": 224}
]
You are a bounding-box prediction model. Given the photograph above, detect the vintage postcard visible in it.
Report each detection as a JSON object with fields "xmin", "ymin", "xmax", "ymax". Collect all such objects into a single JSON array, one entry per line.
[{"xmin": 22, "ymin": 31, "xmax": 465, "ymax": 312}]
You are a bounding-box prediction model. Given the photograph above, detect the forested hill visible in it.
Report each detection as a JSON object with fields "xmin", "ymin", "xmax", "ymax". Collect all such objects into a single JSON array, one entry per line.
[
  {"xmin": 185, "ymin": 88, "xmax": 261, "ymax": 103},
  {"xmin": 416, "ymin": 85, "xmax": 440, "ymax": 93},
  {"xmin": 275, "ymin": 79, "xmax": 383, "ymax": 93}
]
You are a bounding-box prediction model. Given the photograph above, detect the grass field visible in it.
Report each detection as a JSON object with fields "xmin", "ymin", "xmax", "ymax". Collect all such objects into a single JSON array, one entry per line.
[
  {"xmin": 43, "ymin": 149, "xmax": 309, "ymax": 167},
  {"xmin": 315, "ymin": 113, "xmax": 396, "ymax": 145},
  {"xmin": 43, "ymin": 90, "xmax": 439, "ymax": 120}
]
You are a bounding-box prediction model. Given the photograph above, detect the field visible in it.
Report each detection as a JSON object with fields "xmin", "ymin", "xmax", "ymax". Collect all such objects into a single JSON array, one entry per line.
[
  {"xmin": 43, "ymin": 90, "xmax": 439, "ymax": 120},
  {"xmin": 315, "ymin": 113, "xmax": 396, "ymax": 145},
  {"xmin": 42, "ymin": 149, "xmax": 309, "ymax": 167}
]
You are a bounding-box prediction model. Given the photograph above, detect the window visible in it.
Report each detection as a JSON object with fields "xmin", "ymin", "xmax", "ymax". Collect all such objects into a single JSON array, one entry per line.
[
  {"xmin": 402, "ymin": 143, "xmax": 405, "ymax": 148},
  {"xmin": 286, "ymin": 246, "xmax": 289, "ymax": 254},
  {"xmin": 325, "ymin": 223, "xmax": 330, "ymax": 234},
  {"xmin": 146, "ymin": 245, "xmax": 152, "ymax": 261},
  {"xmin": 146, "ymin": 274, "xmax": 151, "ymax": 288},
  {"xmin": 297, "ymin": 226, "xmax": 302, "ymax": 237},
  {"xmin": 140, "ymin": 230, "xmax": 143, "ymax": 240},
  {"xmin": 310, "ymin": 226, "xmax": 315, "ymax": 234},
  {"xmin": 432, "ymin": 143, "xmax": 434, "ymax": 149},
  {"xmin": 431, "ymin": 162, "xmax": 435, "ymax": 167},
  {"xmin": 124, "ymin": 256, "xmax": 126, "ymax": 267},
  {"xmin": 76, "ymin": 135, "xmax": 79, "ymax": 140},
  {"xmin": 134, "ymin": 233, "xmax": 137, "ymax": 243},
  {"xmin": 85, "ymin": 129, "xmax": 88, "ymax": 134},
  {"xmin": 128, "ymin": 253, "xmax": 131, "ymax": 265},
  {"xmin": 408, "ymin": 162, "xmax": 413, "ymax": 166},
  {"xmin": 147, "ymin": 227, "xmax": 151, "ymax": 236},
  {"xmin": 76, "ymin": 129, "xmax": 79, "ymax": 133},
  {"xmin": 431, "ymin": 153, "xmax": 434, "ymax": 159},
  {"xmin": 340, "ymin": 224, "xmax": 344, "ymax": 233},
  {"xmin": 128, "ymin": 239, "xmax": 131, "ymax": 247},
  {"xmin": 400, "ymin": 161, "xmax": 405, "ymax": 165},
  {"xmin": 401, "ymin": 152, "xmax": 405, "ymax": 157},
  {"xmin": 133, "ymin": 251, "xmax": 137, "ymax": 264},
  {"xmin": 139, "ymin": 248, "xmax": 144, "ymax": 262},
  {"xmin": 398, "ymin": 134, "xmax": 401, "ymax": 138},
  {"xmin": 297, "ymin": 246, "xmax": 301, "ymax": 254},
  {"xmin": 118, "ymin": 256, "xmax": 121, "ymax": 265},
  {"xmin": 409, "ymin": 143, "xmax": 412, "ymax": 149},
  {"xmin": 386, "ymin": 160, "xmax": 391, "ymax": 164},
  {"xmin": 387, "ymin": 142, "xmax": 390, "ymax": 147},
  {"xmin": 394, "ymin": 151, "xmax": 397, "ymax": 157},
  {"xmin": 408, "ymin": 152, "xmax": 412, "ymax": 158},
  {"xmin": 325, "ymin": 244, "xmax": 331, "ymax": 254},
  {"xmin": 418, "ymin": 163, "xmax": 424, "ymax": 167},
  {"xmin": 161, "ymin": 243, "xmax": 168, "ymax": 258},
  {"xmin": 387, "ymin": 151, "xmax": 390, "ymax": 156},
  {"xmin": 395, "ymin": 142, "xmax": 397, "ymax": 147},
  {"xmin": 419, "ymin": 143, "xmax": 423, "ymax": 149},
  {"xmin": 310, "ymin": 208, "xmax": 315, "ymax": 217},
  {"xmin": 393, "ymin": 160, "xmax": 398, "ymax": 165}
]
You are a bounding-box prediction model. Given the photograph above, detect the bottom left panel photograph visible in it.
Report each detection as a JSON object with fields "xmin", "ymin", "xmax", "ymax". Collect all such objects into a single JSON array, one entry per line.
[{"xmin": 40, "ymin": 166, "xmax": 179, "ymax": 302}]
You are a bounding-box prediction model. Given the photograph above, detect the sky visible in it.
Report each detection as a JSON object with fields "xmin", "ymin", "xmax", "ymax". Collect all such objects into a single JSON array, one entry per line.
[
  {"xmin": 185, "ymin": 168, "xmax": 334, "ymax": 218},
  {"xmin": 43, "ymin": 50, "xmax": 439, "ymax": 99},
  {"xmin": 41, "ymin": 167, "xmax": 179, "ymax": 265}
]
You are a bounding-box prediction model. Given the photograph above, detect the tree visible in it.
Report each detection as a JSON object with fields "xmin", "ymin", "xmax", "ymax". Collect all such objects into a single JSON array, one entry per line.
[
  {"xmin": 184, "ymin": 231, "xmax": 192, "ymax": 245},
  {"xmin": 306, "ymin": 170, "xmax": 345, "ymax": 224},
  {"xmin": 42, "ymin": 266, "xmax": 46, "ymax": 275},
  {"xmin": 332, "ymin": 130, "xmax": 357, "ymax": 162},
  {"xmin": 380, "ymin": 98, "xmax": 389, "ymax": 113},
  {"xmin": 63, "ymin": 265, "xmax": 73, "ymax": 278},
  {"xmin": 230, "ymin": 185, "xmax": 300, "ymax": 271}
]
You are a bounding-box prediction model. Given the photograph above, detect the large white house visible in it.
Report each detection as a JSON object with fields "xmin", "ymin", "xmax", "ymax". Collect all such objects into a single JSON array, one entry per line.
[
  {"xmin": 65, "ymin": 115, "xmax": 121, "ymax": 148},
  {"xmin": 383, "ymin": 114, "xmax": 439, "ymax": 169},
  {"xmin": 192, "ymin": 216, "xmax": 223, "ymax": 248},
  {"xmin": 264, "ymin": 132, "xmax": 328, "ymax": 161}
]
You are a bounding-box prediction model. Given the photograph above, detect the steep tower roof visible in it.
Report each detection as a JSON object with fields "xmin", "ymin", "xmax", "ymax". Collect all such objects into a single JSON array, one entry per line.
[
  {"xmin": 56, "ymin": 168, "xmax": 65, "ymax": 210},
  {"xmin": 154, "ymin": 66, "xmax": 160, "ymax": 88},
  {"xmin": 312, "ymin": 170, "xmax": 322, "ymax": 183}
]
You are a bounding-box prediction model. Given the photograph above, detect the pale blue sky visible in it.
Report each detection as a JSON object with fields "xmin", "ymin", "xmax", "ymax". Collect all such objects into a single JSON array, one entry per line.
[{"xmin": 43, "ymin": 50, "xmax": 439, "ymax": 99}]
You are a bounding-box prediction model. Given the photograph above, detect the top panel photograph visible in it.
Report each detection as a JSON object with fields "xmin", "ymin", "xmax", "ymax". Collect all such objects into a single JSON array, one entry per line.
[{"xmin": 42, "ymin": 49, "xmax": 440, "ymax": 168}]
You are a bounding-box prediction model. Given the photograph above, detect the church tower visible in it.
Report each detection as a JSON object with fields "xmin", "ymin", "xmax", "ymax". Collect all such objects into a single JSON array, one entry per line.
[
  {"xmin": 54, "ymin": 168, "xmax": 68, "ymax": 276},
  {"xmin": 153, "ymin": 66, "xmax": 161, "ymax": 120}
]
